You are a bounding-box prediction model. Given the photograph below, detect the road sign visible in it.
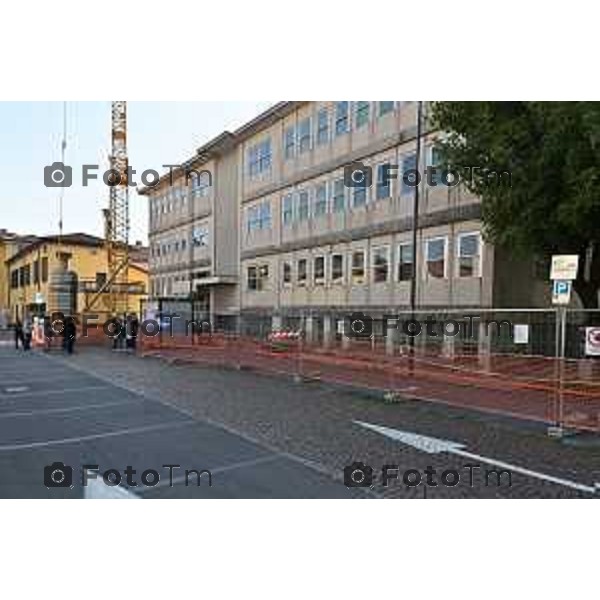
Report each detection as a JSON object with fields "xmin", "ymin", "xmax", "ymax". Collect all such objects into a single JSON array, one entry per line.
[
  {"xmin": 552, "ymin": 280, "xmax": 572, "ymax": 305},
  {"xmin": 585, "ymin": 327, "xmax": 600, "ymax": 357},
  {"xmin": 550, "ymin": 255, "xmax": 579, "ymax": 281}
]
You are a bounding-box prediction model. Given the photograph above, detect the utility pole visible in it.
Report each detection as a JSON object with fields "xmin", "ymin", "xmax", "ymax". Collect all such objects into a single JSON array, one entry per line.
[{"xmin": 408, "ymin": 100, "xmax": 424, "ymax": 371}]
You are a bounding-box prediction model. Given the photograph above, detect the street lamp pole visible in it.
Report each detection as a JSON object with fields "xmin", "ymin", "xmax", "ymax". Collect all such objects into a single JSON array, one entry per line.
[{"xmin": 409, "ymin": 100, "xmax": 424, "ymax": 370}]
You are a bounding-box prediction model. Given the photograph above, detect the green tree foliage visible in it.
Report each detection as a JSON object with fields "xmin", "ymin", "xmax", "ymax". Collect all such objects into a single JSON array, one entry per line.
[{"xmin": 431, "ymin": 102, "xmax": 600, "ymax": 307}]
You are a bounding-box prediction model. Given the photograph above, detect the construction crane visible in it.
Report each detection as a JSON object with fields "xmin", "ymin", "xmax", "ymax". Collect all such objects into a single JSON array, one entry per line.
[{"xmin": 86, "ymin": 101, "xmax": 130, "ymax": 315}]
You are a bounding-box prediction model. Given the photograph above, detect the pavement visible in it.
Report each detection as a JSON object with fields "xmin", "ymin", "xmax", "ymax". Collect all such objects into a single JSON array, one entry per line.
[{"xmin": 1, "ymin": 342, "xmax": 600, "ymax": 498}]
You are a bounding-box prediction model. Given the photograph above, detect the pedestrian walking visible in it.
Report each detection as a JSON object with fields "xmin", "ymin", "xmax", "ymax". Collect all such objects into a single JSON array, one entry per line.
[
  {"xmin": 64, "ymin": 316, "xmax": 77, "ymax": 355},
  {"xmin": 23, "ymin": 319, "xmax": 32, "ymax": 351},
  {"xmin": 126, "ymin": 312, "xmax": 139, "ymax": 353},
  {"xmin": 14, "ymin": 318, "xmax": 23, "ymax": 350}
]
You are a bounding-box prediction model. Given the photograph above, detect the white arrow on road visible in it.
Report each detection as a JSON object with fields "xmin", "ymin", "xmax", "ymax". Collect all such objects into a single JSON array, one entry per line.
[{"xmin": 355, "ymin": 420, "xmax": 599, "ymax": 495}]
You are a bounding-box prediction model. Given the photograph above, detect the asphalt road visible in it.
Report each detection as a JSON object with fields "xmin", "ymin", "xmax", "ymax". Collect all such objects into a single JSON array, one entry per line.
[{"xmin": 1, "ymin": 343, "xmax": 600, "ymax": 498}]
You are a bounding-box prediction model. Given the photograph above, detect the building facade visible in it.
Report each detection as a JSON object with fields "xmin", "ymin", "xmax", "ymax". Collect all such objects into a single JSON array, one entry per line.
[
  {"xmin": 144, "ymin": 101, "xmax": 549, "ymax": 338},
  {"xmin": 5, "ymin": 233, "xmax": 148, "ymax": 322}
]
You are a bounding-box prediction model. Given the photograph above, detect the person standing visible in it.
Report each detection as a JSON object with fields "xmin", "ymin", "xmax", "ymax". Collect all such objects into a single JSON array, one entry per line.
[
  {"xmin": 23, "ymin": 318, "xmax": 32, "ymax": 351},
  {"xmin": 63, "ymin": 316, "xmax": 77, "ymax": 355},
  {"xmin": 127, "ymin": 312, "xmax": 139, "ymax": 353},
  {"xmin": 14, "ymin": 318, "xmax": 23, "ymax": 350}
]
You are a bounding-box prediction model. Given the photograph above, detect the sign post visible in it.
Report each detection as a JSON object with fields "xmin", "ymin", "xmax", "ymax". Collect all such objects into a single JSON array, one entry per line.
[{"xmin": 548, "ymin": 255, "xmax": 579, "ymax": 436}]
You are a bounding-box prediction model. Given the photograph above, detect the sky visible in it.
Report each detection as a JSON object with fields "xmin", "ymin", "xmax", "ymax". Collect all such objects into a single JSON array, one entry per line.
[{"xmin": 0, "ymin": 101, "xmax": 274, "ymax": 243}]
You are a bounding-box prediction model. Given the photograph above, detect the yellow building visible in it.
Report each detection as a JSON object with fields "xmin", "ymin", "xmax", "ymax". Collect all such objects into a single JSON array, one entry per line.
[{"xmin": 5, "ymin": 233, "xmax": 148, "ymax": 322}]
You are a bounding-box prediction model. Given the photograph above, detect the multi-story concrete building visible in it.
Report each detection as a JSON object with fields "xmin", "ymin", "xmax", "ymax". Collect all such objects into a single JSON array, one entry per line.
[
  {"xmin": 140, "ymin": 133, "xmax": 239, "ymax": 324},
  {"xmin": 144, "ymin": 101, "xmax": 549, "ymax": 339}
]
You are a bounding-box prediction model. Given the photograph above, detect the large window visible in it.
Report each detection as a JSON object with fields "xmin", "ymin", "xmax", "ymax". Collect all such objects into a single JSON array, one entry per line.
[
  {"xmin": 282, "ymin": 261, "xmax": 292, "ymax": 286},
  {"xmin": 246, "ymin": 202, "xmax": 271, "ymax": 233},
  {"xmin": 314, "ymin": 256, "xmax": 325, "ymax": 284},
  {"xmin": 297, "ymin": 258, "xmax": 308, "ymax": 285},
  {"xmin": 314, "ymin": 183, "xmax": 328, "ymax": 216},
  {"xmin": 284, "ymin": 126, "xmax": 296, "ymax": 160},
  {"xmin": 426, "ymin": 237, "xmax": 447, "ymax": 279},
  {"xmin": 193, "ymin": 171, "xmax": 212, "ymax": 197},
  {"xmin": 297, "ymin": 191, "xmax": 310, "ymax": 221},
  {"xmin": 282, "ymin": 194, "xmax": 294, "ymax": 226},
  {"xmin": 247, "ymin": 138, "xmax": 272, "ymax": 177},
  {"xmin": 317, "ymin": 108, "xmax": 329, "ymax": 145},
  {"xmin": 352, "ymin": 180, "xmax": 368, "ymax": 208},
  {"xmin": 355, "ymin": 101, "xmax": 370, "ymax": 129},
  {"xmin": 372, "ymin": 247, "xmax": 390, "ymax": 283},
  {"xmin": 298, "ymin": 118, "xmax": 311, "ymax": 153},
  {"xmin": 401, "ymin": 152, "xmax": 418, "ymax": 196},
  {"xmin": 332, "ymin": 178, "xmax": 345, "ymax": 212},
  {"xmin": 192, "ymin": 226, "xmax": 209, "ymax": 247},
  {"xmin": 247, "ymin": 264, "xmax": 269, "ymax": 291},
  {"xmin": 331, "ymin": 254, "xmax": 344, "ymax": 283},
  {"xmin": 397, "ymin": 243, "xmax": 414, "ymax": 282},
  {"xmin": 376, "ymin": 163, "xmax": 392, "ymax": 200},
  {"xmin": 379, "ymin": 101, "xmax": 395, "ymax": 116},
  {"xmin": 428, "ymin": 146, "xmax": 445, "ymax": 187},
  {"xmin": 335, "ymin": 101, "xmax": 349, "ymax": 136},
  {"xmin": 41, "ymin": 257, "xmax": 48, "ymax": 282},
  {"xmin": 457, "ymin": 233, "xmax": 481, "ymax": 277},
  {"xmin": 351, "ymin": 250, "xmax": 366, "ymax": 284}
]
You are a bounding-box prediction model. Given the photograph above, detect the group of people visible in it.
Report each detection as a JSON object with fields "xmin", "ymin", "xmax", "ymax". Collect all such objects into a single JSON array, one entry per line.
[
  {"xmin": 109, "ymin": 313, "xmax": 139, "ymax": 352},
  {"xmin": 13, "ymin": 318, "xmax": 32, "ymax": 351}
]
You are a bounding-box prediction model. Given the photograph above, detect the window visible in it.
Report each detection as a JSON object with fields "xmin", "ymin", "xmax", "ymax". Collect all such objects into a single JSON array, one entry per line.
[
  {"xmin": 372, "ymin": 247, "xmax": 390, "ymax": 283},
  {"xmin": 352, "ymin": 180, "xmax": 368, "ymax": 208},
  {"xmin": 331, "ymin": 254, "xmax": 344, "ymax": 283},
  {"xmin": 247, "ymin": 138, "xmax": 272, "ymax": 177},
  {"xmin": 298, "ymin": 118, "xmax": 311, "ymax": 153},
  {"xmin": 317, "ymin": 108, "xmax": 329, "ymax": 145},
  {"xmin": 193, "ymin": 171, "xmax": 211, "ymax": 197},
  {"xmin": 351, "ymin": 250, "xmax": 366, "ymax": 284},
  {"xmin": 332, "ymin": 178, "xmax": 345, "ymax": 212},
  {"xmin": 458, "ymin": 233, "xmax": 481, "ymax": 277},
  {"xmin": 247, "ymin": 266, "xmax": 258, "ymax": 290},
  {"xmin": 314, "ymin": 183, "xmax": 327, "ymax": 216},
  {"xmin": 397, "ymin": 243, "xmax": 414, "ymax": 281},
  {"xmin": 96, "ymin": 272, "xmax": 107, "ymax": 288},
  {"xmin": 376, "ymin": 163, "xmax": 392, "ymax": 200},
  {"xmin": 192, "ymin": 226, "xmax": 209, "ymax": 247},
  {"xmin": 246, "ymin": 201, "xmax": 271, "ymax": 233},
  {"xmin": 284, "ymin": 126, "xmax": 296, "ymax": 160},
  {"xmin": 355, "ymin": 101, "xmax": 370, "ymax": 129},
  {"xmin": 426, "ymin": 237, "xmax": 447, "ymax": 279},
  {"xmin": 297, "ymin": 191, "xmax": 310, "ymax": 221},
  {"xmin": 247, "ymin": 264, "xmax": 269, "ymax": 291},
  {"xmin": 401, "ymin": 152, "xmax": 418, "ymax": 196},
  {"xmin": 33, "ymin": 259, "xmax": 39, "ymax": 284},
  {"xmin": 282, "ymin": 194, "xmax": 294, "ymax": 226},
  {"xmin": 335, "ymin": 101, "xmax": 349, "ymax": 135},
  {"xmin": 428, "ymin": 146, "xmax": 445, "ymax": 187},
  {"xmin": 282, "ymin": 261, "xmax": 292, "ymax": 286},
  {"xmin": 10, "ymin": 269, "xmax": 18, "ymax": 289},
  {"xmin": 181, "ymin": 238, "xmax": 187, "ymax": 252},
  {"xmin": 314, "ymin": 256, "xmax": 325, "ymax": 284},
  {"xmin": 297, "ymin": 258, "xmax": 308, "ymax": 285},
  {"xmin": 379, "ymin": 101, "xmax": 395, "ymax": 116}
]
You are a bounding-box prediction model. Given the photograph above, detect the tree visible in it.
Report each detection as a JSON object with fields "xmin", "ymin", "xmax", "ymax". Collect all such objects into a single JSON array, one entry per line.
[{"xmin": 431, "ymin": 102, "xmax": 600, "ymax": 308}]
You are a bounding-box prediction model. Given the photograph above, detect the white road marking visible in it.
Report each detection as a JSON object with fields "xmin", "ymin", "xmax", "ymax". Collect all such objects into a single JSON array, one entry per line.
[
  {"xmin": 0, "ymin": 384, "xmax": 112, "ymax": 400},
  {"xmin": 3, "ymin": 386, "xmax": 29, "ymax": 393},
  {"xmin": 0, "ymin": 398, "xmax": 142, "ymax": 420},
  {"xmin": 355, "ymin": 420, "xmax": 599, "ymax": 495},
  {"xmin": 0, "ymin": 420, "xmax": 195, "ymax": 452}
]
